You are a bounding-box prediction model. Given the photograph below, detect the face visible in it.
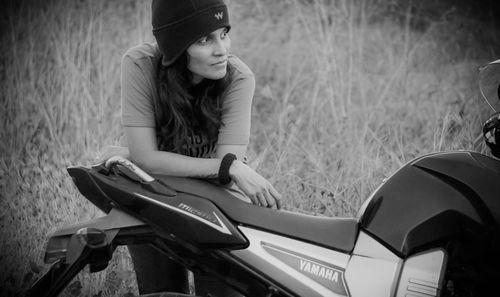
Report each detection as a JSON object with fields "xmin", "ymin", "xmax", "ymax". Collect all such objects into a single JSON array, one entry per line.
[{"xmin": 187, "ymin": 27, "xmax": 231, "ymax": 84}]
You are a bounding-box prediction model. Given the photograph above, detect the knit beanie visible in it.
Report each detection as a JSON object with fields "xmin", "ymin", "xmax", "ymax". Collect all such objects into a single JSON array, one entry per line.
[{"xmin": 152, "ymin": 0, "xmax": 230, "ymax": 66}]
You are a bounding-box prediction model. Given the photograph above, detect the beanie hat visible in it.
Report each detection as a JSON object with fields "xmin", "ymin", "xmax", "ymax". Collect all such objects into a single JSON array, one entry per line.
[{"xmin": 152, "ymin": 0, "xmax": 230, "ymax": 66}]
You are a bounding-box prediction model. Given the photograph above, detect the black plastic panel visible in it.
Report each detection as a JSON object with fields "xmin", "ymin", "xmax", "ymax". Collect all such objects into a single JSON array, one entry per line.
[
  {"xmin": 67, "ymin": 166, "xmax": 113, "ymax": 213},
  {"xmin": 360, "ymin": 151, "xmax": 500, "ymax": 256},
  {"xmin": 88, "ymin": 170, "xmax": 248, "ymax": 249}
]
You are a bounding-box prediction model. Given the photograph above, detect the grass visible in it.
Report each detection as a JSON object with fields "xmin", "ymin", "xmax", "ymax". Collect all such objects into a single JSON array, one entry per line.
[{"xmin": 0, "ymin": 0, "xmax": 498, "ymax": 296}]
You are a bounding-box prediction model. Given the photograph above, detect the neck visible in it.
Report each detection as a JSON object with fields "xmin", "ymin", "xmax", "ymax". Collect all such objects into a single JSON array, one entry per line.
[{"xmin": 191, "ymin": 73, "xmax": 204, "ymax": 85}]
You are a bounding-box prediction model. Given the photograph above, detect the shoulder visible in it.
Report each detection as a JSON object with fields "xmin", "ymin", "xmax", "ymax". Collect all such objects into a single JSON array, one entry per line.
[
  {"xmin": 225, "ymin": 55, "xmax": 255, "ymax": 93},
  {"xmin": 221, "ymin": 55, "xmax": 255, "ymax": 105},
  {"xmin": 122, "ymin": 42, "xmax": 162, "ymax": 68},
  {"xmin": 228, "ymin": 55, "xmax": 254, "ymax": 78}
]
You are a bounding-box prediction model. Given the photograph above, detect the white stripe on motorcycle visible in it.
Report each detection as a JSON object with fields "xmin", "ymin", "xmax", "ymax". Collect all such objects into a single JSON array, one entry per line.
[{"xmin": 134, "ymin": 192, "xmax": 232, "ymax": 235}]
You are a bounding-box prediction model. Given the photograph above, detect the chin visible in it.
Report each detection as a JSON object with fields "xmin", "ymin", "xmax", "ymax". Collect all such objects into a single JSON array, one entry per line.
[{"xmin": 208, "ymin": 70, "xmax": 227, "ymax": 80}]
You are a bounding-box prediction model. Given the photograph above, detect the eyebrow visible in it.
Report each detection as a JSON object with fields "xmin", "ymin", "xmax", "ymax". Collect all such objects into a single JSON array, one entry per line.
[{"xmin": 210, "ymin": 28, "xmax": 228, "ymax": 36}]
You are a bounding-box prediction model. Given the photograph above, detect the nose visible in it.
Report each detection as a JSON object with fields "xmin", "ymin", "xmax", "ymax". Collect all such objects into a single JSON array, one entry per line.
[{"xmin": 212, "ymin": 37, "xmax": 227, "ymax": 56}]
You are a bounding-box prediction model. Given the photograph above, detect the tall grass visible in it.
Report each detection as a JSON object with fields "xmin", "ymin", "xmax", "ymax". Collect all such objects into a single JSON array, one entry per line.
[
  {"xmin": 233, "ymin": 0, "xmax": 497, "ymax": 216},
  {"xmin": 1, "ymin": 0, "xmax": 498, "ymax": 296}
]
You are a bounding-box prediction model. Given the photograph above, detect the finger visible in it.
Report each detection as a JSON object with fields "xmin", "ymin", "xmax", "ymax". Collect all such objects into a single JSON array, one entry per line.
[
  {"xmin": 275, "ymin": 196, "xmax": 282, "ymax": 209},
  {"xmin": 263, "ymin": 189, "xmax": 276, "ymax": 208},
  {"xmin": 247, "ymin": 193, "xmax": 259, "ymax": 206},
  {"xmin": 256, "ymin": 192, "xmax": 268, "ymax": 207},
  {"xmin": 269, "ymin": 186, "xmax": 282, "ymax": 209}
]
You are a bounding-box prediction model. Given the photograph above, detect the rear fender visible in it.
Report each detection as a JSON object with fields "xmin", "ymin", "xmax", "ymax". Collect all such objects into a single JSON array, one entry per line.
[{"xmin": 30, "ymin": 209, "xmax": 152, "ymax": 297}]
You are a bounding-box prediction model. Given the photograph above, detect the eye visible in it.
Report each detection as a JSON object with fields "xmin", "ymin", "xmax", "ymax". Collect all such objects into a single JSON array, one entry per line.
[
  {"xmin": 220, "ymin": 28, "xmax": 229, "ymax": 39},
  {"xmin": 197, "ymin": 36, "xmax": 209, "ymax": 45}
]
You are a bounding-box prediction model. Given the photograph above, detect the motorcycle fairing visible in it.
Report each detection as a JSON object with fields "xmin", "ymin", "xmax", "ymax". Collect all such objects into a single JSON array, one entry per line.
[
  {"xmin": 414, "ymin": 151, "xmax": 500, "ymax": 229},
  {"xmin": 133, "ymin": 192, "xmax": 233, "ymax": 235},
  {"xmin": 262, "ymin": 243, "xmax": 349, "ymax": 296},
  {"xmin": 232, "ymin": 226, "xmax": 351, "ymax": 297},
  {"xmin": 67, "ymin": 166, "xmax": 114, "ymax": 213},
  {"xmin": 345, "ymin": 231, "xmax": 402, "ymax": 297},
  {"xmin": 359, "ymin": 151, "xmax": 500, "ymax": 256},
  {"xmin": 394, "ymin": 248, "xmax": 446, "ymax": 297},
  {"xmin": 233, "ymin": 228, "xmax": 432, "ymax": 297},
  {"xmin": 70, "ymin": 166, "xmax": 248, "ymax": 249}
]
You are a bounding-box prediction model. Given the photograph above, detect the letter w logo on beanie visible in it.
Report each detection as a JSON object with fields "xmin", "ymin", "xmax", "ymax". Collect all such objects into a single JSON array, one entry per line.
[{"xmin": 214, "ymin": 11, "xmax": 224, "ymax": 20}]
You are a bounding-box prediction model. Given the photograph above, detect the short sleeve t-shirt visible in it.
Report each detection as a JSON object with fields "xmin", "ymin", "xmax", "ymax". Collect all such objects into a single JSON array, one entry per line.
[{"xmin": 121, "ymin": 43, "xmax": 255, "ymax": 158}]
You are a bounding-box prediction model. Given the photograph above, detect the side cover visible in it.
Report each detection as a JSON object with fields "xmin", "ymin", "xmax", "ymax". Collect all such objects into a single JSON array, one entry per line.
[
  {"xmin": 359, "ymin": 151, "xmax": 500, "ymax": 256},
  {"xmin": 68, "ymin": 166, "xmax": 248, "ymax": 249}
]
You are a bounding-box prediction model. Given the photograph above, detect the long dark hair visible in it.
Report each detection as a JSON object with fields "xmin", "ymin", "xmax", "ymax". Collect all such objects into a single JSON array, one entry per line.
[{"xmin": 154, "ymin": 52, "xmax": 232, "ymax": 153}]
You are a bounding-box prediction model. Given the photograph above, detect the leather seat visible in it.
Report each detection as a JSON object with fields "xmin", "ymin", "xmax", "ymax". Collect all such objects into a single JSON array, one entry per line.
[{"xmin": 154, "ymin": 175, "xmax": 359, "ymax": 253}]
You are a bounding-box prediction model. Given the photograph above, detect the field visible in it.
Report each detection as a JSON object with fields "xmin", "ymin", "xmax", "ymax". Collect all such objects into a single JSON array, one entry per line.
[{"xmin": 1, "ymin": 0, "xmax": 499, "ymax": 296}]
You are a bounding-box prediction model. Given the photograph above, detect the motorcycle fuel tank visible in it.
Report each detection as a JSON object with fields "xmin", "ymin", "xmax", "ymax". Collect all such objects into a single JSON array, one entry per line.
[{"xmin": 358, "ymin": 151, "xmax": 500, "ymax": 256}]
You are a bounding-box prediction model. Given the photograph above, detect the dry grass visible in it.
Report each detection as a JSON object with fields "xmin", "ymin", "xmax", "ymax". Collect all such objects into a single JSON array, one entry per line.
[{"xmin": 1, "ymin": 0, "xmax": 498, "ymax": 296}]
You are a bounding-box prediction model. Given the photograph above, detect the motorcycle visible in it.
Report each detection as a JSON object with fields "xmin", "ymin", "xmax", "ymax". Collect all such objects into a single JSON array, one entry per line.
[{"xmin": 29, "ymin": 60, "xmax": 500, "ymax": 297}]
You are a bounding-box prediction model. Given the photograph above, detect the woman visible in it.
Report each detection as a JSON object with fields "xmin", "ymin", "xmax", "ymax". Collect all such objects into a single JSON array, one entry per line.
[{"xmin": 97, "ymin": 0, "xmax": 281, "ymax": 295}]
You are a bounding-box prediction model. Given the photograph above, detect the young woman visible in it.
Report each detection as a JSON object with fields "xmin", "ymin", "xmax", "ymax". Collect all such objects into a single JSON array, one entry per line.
[{"xmin": 96, "ymin": 0, "xmax": 281, "ymax": 295}]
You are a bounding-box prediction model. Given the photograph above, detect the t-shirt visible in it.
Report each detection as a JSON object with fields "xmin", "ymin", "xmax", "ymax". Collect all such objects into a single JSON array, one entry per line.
[{"xmin": 121, "ymin": 42, "xmax": 255, "ymax": 158}]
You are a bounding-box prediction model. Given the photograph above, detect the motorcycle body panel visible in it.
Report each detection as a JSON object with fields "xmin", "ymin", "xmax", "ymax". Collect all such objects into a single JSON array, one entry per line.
[
  {"xmin": 70, "ymin": 166, "xmax": 248, "ymax": 249},
  {"xmin": 347, "ymin": 232, "xmax": 445, "ymax": 297},
  {"xmin": 359, "ymin": 151, "xmax": 500, "ymax": 256},
  {"xmin": 414, "ymin": 151, "xmax": 500, "ymax": 229},
  {"xmin": 232, "ymin": 228, "xmax": 447, "ymax": 297},
  {"xmin": 345, "ymin": 232, "xmax": 402, "ymax": 297},
  {"xmin": 394, "ymin": 249, "xmax": 446, "ymax": 297},
  {"xmin": 231, "ymin": 226, "xmax": 352, "ymax": 297}
]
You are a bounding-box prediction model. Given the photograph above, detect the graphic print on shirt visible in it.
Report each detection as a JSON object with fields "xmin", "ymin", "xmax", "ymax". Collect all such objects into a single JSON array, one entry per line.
[{"xmin": 178, "ymin": 130, "xmax": 217, "ymax": 158}]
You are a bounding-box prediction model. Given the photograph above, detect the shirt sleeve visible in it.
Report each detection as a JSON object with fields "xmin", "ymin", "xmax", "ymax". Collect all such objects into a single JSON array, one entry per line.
[
  {"xmin": 217, "ymin": 70, "xmax": 255, "ymax": 145},
  {"xmin": 121, "ymin": 54, "xmax": 156, "ymax": 127}
]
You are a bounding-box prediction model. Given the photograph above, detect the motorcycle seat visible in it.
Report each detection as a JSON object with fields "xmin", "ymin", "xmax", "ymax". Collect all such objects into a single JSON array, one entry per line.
[{"xmin": 154, "ymin": 175, "xmax": 359, "ymax": 253}]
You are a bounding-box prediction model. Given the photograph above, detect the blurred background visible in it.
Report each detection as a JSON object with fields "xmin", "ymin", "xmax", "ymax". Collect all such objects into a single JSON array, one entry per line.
[{"xmin": 1, "ymin": 0, "xmax": 499, "ymax": 296}]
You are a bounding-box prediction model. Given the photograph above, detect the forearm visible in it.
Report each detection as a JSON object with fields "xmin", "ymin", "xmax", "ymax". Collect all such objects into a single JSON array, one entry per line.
[{"xmin": 131, "ymin": 149, "xmax": 222, "ymax": 178}]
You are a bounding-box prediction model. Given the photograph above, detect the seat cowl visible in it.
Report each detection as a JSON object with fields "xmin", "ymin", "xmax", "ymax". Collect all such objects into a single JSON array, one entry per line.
[{"xmin": 154, "ymin": 175, "xmax": 359, "ymax": 252}]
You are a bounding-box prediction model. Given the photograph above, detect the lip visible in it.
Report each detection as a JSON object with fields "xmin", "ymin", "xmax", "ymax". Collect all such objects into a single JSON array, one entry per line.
[{"xmin": 211, "ymin": 60, "xmax": 227, "ymax": 66}]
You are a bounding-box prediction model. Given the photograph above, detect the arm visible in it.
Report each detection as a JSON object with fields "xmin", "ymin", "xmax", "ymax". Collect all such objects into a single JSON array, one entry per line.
[
  {"xmin": 216, "ymin": 144, "xmax": 281, "ymax": 209},
  {"xmin": 215, "ymin": 58, "xmax": 281, "ymax": 207},
  {"xmin": 93, "ymin": 127, "xmax": 282, "ymax": 208},
  {"xmin": 126, "ymin": 126, "xmax": 221, "ymax": 178},
  {"xmin": 126, "ymin": 127, "xmax": 281, "ymax": 208}
]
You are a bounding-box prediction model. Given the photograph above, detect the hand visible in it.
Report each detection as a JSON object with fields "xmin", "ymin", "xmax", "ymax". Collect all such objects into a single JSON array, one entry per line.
[
  {"xmin": 229, "ymin": 160, "xmax": 282, "ymax": 209},
  {"xmin": 94, "ymin": 145, "xmax": 130, "ymax": 164}
]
